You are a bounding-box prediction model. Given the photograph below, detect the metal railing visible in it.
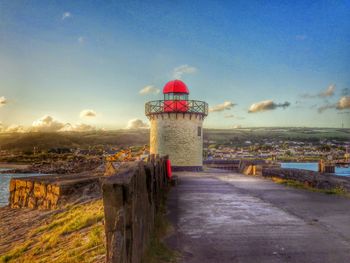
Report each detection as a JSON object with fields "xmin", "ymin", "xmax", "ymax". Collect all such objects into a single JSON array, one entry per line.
[{"xmin": 145, "ymin": 100, "xmax": 208, "ymax": 117}]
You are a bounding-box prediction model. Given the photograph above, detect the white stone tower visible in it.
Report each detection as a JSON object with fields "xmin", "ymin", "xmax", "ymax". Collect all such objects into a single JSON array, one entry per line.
[{"xmin": 145, "ymin": 80, "xmax": 208, "ymax": 171}]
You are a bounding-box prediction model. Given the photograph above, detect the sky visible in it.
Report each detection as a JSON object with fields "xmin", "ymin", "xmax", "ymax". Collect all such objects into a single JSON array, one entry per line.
[{"xmin": 0, "ymin": 0, "xmax": 349, "ymax": 131}]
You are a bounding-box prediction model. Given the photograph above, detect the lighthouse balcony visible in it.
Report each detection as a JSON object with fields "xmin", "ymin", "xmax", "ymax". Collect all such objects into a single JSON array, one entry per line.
[{"xmin": 145, "ymin": 100, "xmax": 208, "ymax": 117}]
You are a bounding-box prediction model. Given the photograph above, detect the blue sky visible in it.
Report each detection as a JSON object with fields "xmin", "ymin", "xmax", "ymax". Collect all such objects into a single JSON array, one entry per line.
[{"xmin": 0, "ymin": 0, "xmax": 349, "ymax": 131}]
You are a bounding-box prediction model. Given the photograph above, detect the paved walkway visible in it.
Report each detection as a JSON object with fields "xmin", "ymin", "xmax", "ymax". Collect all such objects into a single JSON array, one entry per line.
[{"xmin": 166, "ymin": 171, "xmax": 350, "ymax": 263}]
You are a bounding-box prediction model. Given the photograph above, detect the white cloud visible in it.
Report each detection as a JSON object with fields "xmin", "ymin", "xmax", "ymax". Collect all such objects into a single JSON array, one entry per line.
[
  {"xmin": 317, "ymin": 96, "xmax": 350, "ymax": 113},
  {"xmin": 139, "ymin": 85, "xmax": 160, "ymax": 95},
  {"xmin": 301, "ymin": 84, "xmax": 336, "ymax": 98},
  {"xmin": 248, "ymin": 100, "xmax": 290, "ymax": 113},
  {"xmin": 78, "ymin": 36, "xmax": 85, "ymax": 44},
  {"xmin": 233, "ymin": 125, "xmax": 242, "ymax": 129},
  {"xmin": 172, "ymin": 65, "xmax": 197, "ymax": 79},
  {"xmin": 126, "ymin": 119, "xmax": 149, "ymax": 129},
  {"xmin": 320, "ymin": 84, "xmax": 336, "ymax": 97},
  {"xmin": 31, "ymin": 115, "xmax": 65, "ymax": 132},
  {"xmin": 80, "ymin": 109, "xmax": 97, "ymax": 118},
  {"xmin": 62, "ymin": 12, "xmax": 71, "ymax": 20},
  {"xmin": 0, "ymin": 96, "xmax": 8, "ymax": 107},
  {"xmin": 336, "ymin": 96, "xmax": 350, "ymax": 110},
  {"xmin": 209, "ymin": 101, "xmax": 236, "ymax": 112}
]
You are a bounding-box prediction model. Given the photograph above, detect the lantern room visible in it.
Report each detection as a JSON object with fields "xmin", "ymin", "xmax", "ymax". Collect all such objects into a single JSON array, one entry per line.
[
  {"xmin": 163, "ymin": 80, "xmax": 189, "ymax": 100},
  {"xmin": 163, "ymin": 80, "xmax": 189, "ymax": 112}
]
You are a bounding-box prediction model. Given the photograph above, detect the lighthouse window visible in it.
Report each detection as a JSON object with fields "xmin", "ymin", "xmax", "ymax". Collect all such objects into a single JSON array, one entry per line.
[
  {"xmin": 197, "ymin": 126, "xmax": 202, "ymax": 136},
  {"xmin": 164, "ymin": 93, "xmax": 188, "ymax": 100}
]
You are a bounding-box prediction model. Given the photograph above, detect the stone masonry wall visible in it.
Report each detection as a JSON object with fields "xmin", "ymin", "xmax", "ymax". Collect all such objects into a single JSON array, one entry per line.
[
  {"xmin": 150, "ymin": 113, "xmax": 203, "ymax": 167},
  {"xmin": 10, "ymin": 179, "xmax": 61, "ymax": 209},
  {"xmin": 262, "ymin": 168, "xmax": 350, "ymax": 192},
  {"xmin": 9, "ymin": 174, "xmax": 101, "ymax": 209},
  {"xmin": 101, "ymin": 156, "xmax": 169, "ymax": 263}
]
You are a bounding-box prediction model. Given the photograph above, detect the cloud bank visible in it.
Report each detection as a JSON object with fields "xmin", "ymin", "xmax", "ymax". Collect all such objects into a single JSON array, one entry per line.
[
  {"xmin": 139, "ymin": 85, "xmax": 160, "ymax": 95},
  {"xmin": 0, "ymin": 115, "xmax": 97, "ymax": 133},
  {"xmin": 0, "ymin": 124, "xmax": 25, "ymax": 133},
  {"xmin": 209, "ymin": 101, "xmax": 236, "ymax": 112},
  {"xmin": 172, "ymin": 65, "xmax": 197, "ymax": 79},
  {"xmin": 31, "ymin": 115, "xmax": 95, "ymax": 132},
  {"xmin": 60, "ymin": 123, "xmax": 95, "ymax": 132},
  {"xmin": 126, "ymin": 119, "xmax": 149, "ymax": 129},
  {"xmin": 248, "ymin": 100, "xmax": 290, "ymax": 113}
]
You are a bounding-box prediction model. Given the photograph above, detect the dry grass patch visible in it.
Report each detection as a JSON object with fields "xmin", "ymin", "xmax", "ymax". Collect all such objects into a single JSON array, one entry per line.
[
  {"xmin": 271, "ymin": 177, "xmax": 349, "ymax": 196},
  {"xmin": 0, "ymin": 199, "xmax": 105, "ymax": 263}
]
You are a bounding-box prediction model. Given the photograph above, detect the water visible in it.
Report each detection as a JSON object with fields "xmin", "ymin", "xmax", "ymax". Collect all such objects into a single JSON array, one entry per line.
[
  {"xmin": 281, "ymin": 162, "xmax": 350, "ymax": 177},
  {"xmin": 0, "ymin": 168, "xmax": 42, "ymax": 207}
]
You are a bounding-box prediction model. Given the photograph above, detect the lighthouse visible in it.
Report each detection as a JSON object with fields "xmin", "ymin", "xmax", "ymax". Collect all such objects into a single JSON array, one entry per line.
[{"xmin": 145, "ymin": 80, "xmax": 208, "ymax": 171}]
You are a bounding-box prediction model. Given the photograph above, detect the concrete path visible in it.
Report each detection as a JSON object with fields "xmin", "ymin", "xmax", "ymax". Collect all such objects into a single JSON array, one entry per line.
[{"xmin": 166, "ymin": 171, "xmax": 350, "ymax": 263}]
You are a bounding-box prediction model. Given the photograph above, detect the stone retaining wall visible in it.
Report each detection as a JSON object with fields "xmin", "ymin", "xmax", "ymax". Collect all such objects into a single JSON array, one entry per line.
[
  {"xmin": 204, "ymin": 160, "xmax": 240, "ymax": 171},
  {"xmin": 101, "ymin": 156, "xmax": 169, "ymax": 263},
  {"xmin": 262, "ymin": 168, "xmax": 350, "ymax": 192},
  {"xmin": 9, "ymin": 174, "xmax": 101, "ymax": 209}
]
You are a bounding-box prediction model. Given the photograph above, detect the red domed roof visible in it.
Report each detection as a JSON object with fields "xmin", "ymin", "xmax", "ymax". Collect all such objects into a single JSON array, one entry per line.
[{"xmin": 163, "ymin": 80, "xmax": 189, "ymax": 94}]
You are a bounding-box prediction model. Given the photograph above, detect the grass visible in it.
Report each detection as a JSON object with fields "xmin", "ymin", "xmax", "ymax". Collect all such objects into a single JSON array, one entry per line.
[
  {"xmin": 0, "ymin": 199, "xmax": 105, "ymax": 263},
  {"xmin": 271, "ymin": 177, "xmax": 349, "ymax": 196},
  {"xmin": 0, "ymin": 242, "xmax": 31, "ymax": 263},
  {"xmin": 1, "ymin": 194, "xmax": 178, "ymax": 263}
]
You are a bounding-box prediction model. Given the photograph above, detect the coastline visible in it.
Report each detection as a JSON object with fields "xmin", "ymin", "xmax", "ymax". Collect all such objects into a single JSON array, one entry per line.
[{"xmin": 0, "ymin": 163, "xmax": 30, "ymax": 169}]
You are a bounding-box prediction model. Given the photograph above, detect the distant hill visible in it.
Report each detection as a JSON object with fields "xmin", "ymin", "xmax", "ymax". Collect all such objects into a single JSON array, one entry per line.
[
  {"xmin": 0, "ymin": 128, "xmax": 349, "ymax": 151},
  {"xmin": 0, "ymin": 130, "xmax": 149, "ymax": 151}
]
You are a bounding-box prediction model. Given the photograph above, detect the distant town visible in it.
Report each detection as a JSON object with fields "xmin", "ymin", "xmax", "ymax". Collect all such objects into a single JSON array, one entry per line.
[{"xmin": 204, "ymin": 138, "xmax": 350, "ymax": 162}]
